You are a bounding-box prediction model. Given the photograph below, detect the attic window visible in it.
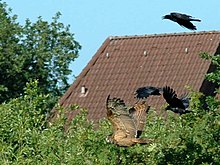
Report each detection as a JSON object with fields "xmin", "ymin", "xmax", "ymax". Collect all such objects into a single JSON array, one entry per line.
[
  {"xmin": 106, "ymin": 52, "xmax": 109, "ymax": 58},
  {"xmin": 79, "ymin": 85, "xmax": 88, "ymax": 97}
]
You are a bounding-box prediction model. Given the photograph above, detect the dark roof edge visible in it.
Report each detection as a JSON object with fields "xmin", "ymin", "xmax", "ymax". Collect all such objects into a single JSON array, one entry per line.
[
  {"xmin": 58, "ymin": 37, "xmax": 111, "ymax": 105},
  {"xmin": 199, "ymin": 42, "xmax": 220, "ymax": 96},
  {"xmin": 109, "ymin": 30, "xmax": 220, "ymax": 40}
]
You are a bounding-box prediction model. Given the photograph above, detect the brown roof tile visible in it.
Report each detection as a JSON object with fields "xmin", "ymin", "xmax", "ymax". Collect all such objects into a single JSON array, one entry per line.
[{"xmin": 58, "ymin": 31, "xmax": 220, "ymax": 121}]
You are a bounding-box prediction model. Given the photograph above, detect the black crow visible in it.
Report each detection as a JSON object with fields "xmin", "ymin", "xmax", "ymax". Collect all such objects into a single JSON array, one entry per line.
[
  {"xmin": 135, "ymin": 86, "xmax": 162, "ymax": 99},
  {"xmin": 162, "ymin": 12, "xmax": 201, "ymax": 30},
  {"xmin": 162, "ymin": 86, "xmax": 191, "ymax": 115}
]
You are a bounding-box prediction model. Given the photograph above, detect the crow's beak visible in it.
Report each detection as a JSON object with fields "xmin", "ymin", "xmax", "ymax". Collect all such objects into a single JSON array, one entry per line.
[{"xmin": 162, "ymin": 16, "xmax": 165, "ymax": 19}]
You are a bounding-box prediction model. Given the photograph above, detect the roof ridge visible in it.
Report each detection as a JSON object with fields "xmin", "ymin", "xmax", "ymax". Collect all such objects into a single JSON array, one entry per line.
[{"xmin": 109, "ymin": 30, "xmax": 220, "ymax": 40}]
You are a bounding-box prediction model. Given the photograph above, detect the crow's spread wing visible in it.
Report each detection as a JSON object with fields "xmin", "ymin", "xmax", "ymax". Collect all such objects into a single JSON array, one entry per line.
[
  {"xmin": 179, "ymin": 94, "xmax": 190, "ymax": 109},
  {"xmin": 176, "ymin": 19, "xmax": 197, "ymax": 30},
  {"xmin": 171, "ymin": 12, "xmax": 192, "ymax": 21},
  {"xmin": 162, "ymin": 86, "xmax": 185, "ymax": 109}
]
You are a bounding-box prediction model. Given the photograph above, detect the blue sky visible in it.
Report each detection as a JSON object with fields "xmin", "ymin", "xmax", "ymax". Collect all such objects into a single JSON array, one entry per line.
[{"xmin": 5, "ymin": 0, "xmax": 220, "ymax": 82}]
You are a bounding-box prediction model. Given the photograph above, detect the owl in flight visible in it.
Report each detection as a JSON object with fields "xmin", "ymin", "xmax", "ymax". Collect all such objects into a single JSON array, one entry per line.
[{"xmin": 106, "ymin": 95, "xmax": 152, "ymax": 147}]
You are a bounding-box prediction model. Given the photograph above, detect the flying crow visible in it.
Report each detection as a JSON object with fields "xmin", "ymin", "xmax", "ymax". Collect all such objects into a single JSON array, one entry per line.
[
  {"xmin": 135, "ymin": 86, "xmax": 162, "ymax": 99},
  {"xmin": 162, "ymin": 12, "xmax": 201, "ymax": 30},
  {"xmin": 162, "ymin": 86, "xmax": 191, "ymax": 115}
]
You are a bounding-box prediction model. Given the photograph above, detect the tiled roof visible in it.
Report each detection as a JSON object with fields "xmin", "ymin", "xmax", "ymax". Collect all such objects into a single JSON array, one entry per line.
[{"xmin": 59, "ymin": 31, "xmax": 220, "ymax": 121}]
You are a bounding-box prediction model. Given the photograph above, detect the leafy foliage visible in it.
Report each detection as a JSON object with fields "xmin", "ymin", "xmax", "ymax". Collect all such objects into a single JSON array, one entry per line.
[
  {"xmin": 200, "ymin": 52, "xmax": 220, "ymax": 85},
  {"xmin": 0, "ymin": 1, "xmax": 81, "ymax": 103},
  {"xmin": 0, "ymin": 80, "xmax": 219, "ymax": 164}
]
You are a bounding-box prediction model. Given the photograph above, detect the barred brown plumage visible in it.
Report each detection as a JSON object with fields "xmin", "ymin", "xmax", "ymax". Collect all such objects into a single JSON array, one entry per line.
[{"xmin": 106, "ymin": 95, "xmax": 152, "ymax": 147}]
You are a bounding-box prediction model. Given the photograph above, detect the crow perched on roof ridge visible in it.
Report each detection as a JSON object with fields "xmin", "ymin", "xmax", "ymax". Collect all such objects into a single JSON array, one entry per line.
[
  {"xmin": 135, "ymin": 86, "xmax": 162, "ymax": 99},
  {"xmin": 162, "ymin": 86, "xmax": 192, "ymax": 115},
  {"xmin": 162, "ymin": 12, "xmax": 201, "ymax": 30}
]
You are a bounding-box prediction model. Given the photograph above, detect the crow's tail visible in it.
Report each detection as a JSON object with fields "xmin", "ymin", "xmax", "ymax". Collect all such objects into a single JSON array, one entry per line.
[{"xmin": 191, "ymin": 18, "xmax": 201, "ymax": 22}]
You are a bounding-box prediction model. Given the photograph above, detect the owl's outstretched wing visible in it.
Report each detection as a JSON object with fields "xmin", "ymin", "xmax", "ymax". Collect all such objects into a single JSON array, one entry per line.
[
  {"xmin": 129, "ymin": 101, "xmax": 150, "ymax": 138},
  {"xmin": 106, "ymin": 95, "xmax": 136, "ymax": 138}
]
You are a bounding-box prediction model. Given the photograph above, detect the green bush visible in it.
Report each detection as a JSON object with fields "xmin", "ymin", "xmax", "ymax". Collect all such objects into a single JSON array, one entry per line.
[{"xmin": 0, "ymin": 80, "xmax": 219, "ymax": 164}]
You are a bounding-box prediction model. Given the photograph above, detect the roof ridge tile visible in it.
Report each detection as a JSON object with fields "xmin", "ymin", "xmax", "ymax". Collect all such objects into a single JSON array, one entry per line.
[{"xmin": 109, "ymin": 30, "xmax": 220, "ymax": 40}]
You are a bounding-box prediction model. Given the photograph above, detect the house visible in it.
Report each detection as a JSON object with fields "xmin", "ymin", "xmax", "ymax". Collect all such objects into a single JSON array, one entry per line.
[{"xmin": 57, "ymin": 31, "xmax": 220, "ymax": 122}]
